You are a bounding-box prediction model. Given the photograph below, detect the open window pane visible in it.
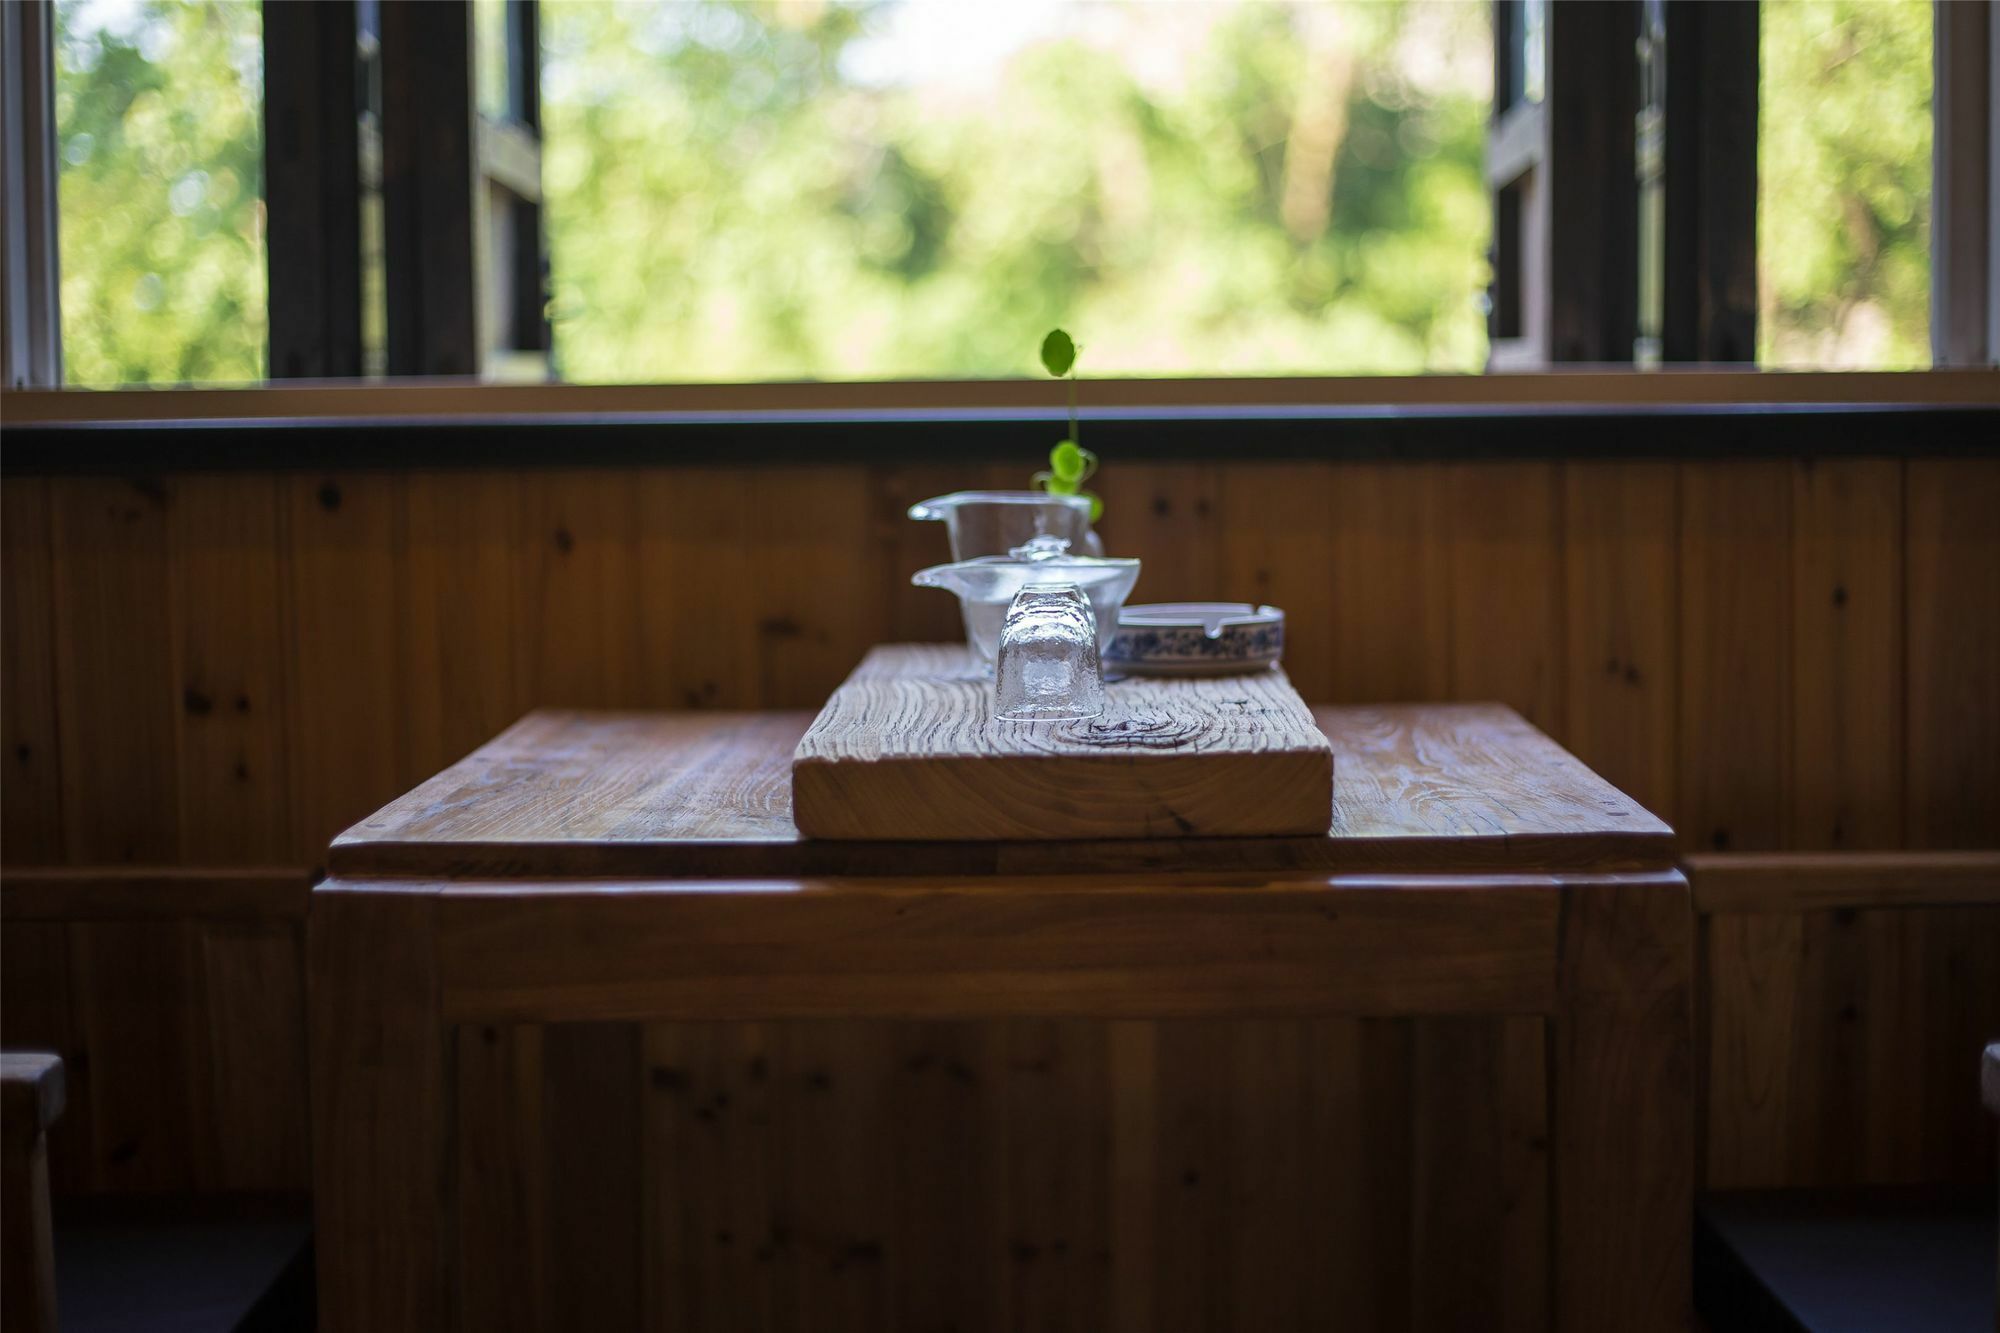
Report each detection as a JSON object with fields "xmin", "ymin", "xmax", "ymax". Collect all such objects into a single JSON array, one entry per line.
[
  {"xmin": 541, "ymin": 0, "xmax": 1491, "ymax": 383},
  {"xmin": 1758, "ymin": 0, "xmax": 1931, "ymax": 368},
  {"xmin": 54, "ymin": 0, "xmax": 266, "ymax": 386}
]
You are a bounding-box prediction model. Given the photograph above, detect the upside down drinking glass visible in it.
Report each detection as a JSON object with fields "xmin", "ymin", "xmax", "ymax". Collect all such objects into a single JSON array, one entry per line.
[{"xmin": 993, "ymin": 583, "xmax": 1105, "ymax": 722}]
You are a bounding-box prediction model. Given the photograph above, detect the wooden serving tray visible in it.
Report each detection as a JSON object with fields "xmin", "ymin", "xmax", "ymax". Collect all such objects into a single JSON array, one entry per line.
[{"xmin": 791, "ymin": 644, "xmax": 1334, "ymax": 841}]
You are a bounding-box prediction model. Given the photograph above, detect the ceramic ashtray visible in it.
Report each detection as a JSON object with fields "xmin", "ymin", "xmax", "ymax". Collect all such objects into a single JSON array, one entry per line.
[{"xmin": 1104, "ymin": 603, "xmax": 1285, "ymax": 677}]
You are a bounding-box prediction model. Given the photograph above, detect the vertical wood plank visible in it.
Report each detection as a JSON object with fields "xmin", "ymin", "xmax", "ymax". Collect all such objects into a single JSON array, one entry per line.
[
  {"xmin": 287, "ymin": 474, "xmax": 407, "ymax": 861},
  {"xmin": 173, "ymin": 475, "xmax": 292, "ymax": 863},
  {"xmin": 749, "ymin": 469, "xmax": 884, "ymax": 708},
  {"xmin": 1703, "ymin": 913, "xmax": 1804, "ymax": 1188},
  {"xmin": 1679, "ymin": 461, "xmax": 1792, "ymax": 852},
  {"xmin": 891, "ymin": 1021, "xmax": 993, "ymax": 1333},
  {"xmin": 541, "ymin": 1023, "xmax": 643, "ymax": 1331},
  {"xmin": 1411, "ymin": 1018, "xmax": 1505, "ymax": 1332},
  {"xmin": 1216, "ymin": 465, "xmax": 1337, "ymax": 701},
  {"xmin": 1095, "ymin": 464, "xmax": 1224, "ymax": 604},
  {"xmin": 310, "ymin": 885, "xmax": 449, "ymax": 1333},
  {"xmin": 1150, "ymin": 1021, "xmax": 1230, "ymax": 1333},
  {"xmin": 1107, "ymin": 1021, "xmax": 1156, "ymax": 1333},
  {"xmin": 50, "ymin": 478, "xmax": 179, "ymax": 863},
  {"xmin": 1562, "ymin": 462, "xmax": 1677, "ymax": 820},
  {"xmin": 1552, "ymin": 875, "xmax": 1692, "ymax": 1333},
  {"xmin": 200, "ymin": 921, "xmax": 310, "ymax": 1191},
  {"xmin": 639, "ymin": 1021, "xmax": 779, "ymax": 1333},
  {"xmin": 635, "ymin": 469, "xmax": 760, "ymax": 710},
  {"xmin": 1, "ymin": 478, "xmax": 63, "ymax": 863},
  {"xmin": 456, "ymin": 1022, "xmax": 545, "ymax": 1333},
  {"xmin": 1445, "ymin": 462, "xmax": 1564, "ymax": 731},
  {"xmin": 777, "ymin": 1023, "xmax": 896, "ymax": 1330},
  {"xmin": 1497, "ymin": 1016, "xmax": 1551, "ymax": 1333},
  {"xmin": 1306, "ymin": 1018, "xmax": 1413, "ymax": 1329},
  {"xmin": 1223, "ymin": 1021, "xmax": 1307, "ymax": 1331},
  {"xmin": 1790, "ymin": 459, "xmax": 1904, "ymax": 849},
  {"xmin": 403, "ymin": 472, "xmax": 527, "ymax": 777},
  {"xmin": 1328, "ymin": 463, "xmax": 1452, "ymax": 704},
  {"xmin": 516, "ymin": 470, "xmax": 642, "ymax": 709},
  {"xmin": 66, "ymin": 921, "xmax": 210, "ymax": 1191},
  {"xmin": 1905, "ymin": 459, "xmax": 2000, "ymax": 848},
  {"xmin": 996, "ymin": 1020, "xmax": 1109, "ymax": 1333}
]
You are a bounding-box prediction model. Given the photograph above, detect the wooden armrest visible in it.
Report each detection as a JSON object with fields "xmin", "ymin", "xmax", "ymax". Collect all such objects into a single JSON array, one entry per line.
[{"xmin": 1, "ymin": 1053, "xmax": 64, "ymax": 1146}]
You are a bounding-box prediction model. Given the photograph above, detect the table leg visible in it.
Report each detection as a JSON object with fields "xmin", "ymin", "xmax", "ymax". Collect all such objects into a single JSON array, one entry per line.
[
  {"xmin": 1552, "ymin": 871, "xmax": 1694, "ymax": 1333},
  {"xmin": 310, "ymin": 883, "xmax": 452, "ymax": 1333}
]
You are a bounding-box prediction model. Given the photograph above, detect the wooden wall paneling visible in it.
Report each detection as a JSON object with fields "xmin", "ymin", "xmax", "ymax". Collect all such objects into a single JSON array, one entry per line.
[
  {"xmin": 1703, "ymin": 912, "xmax": 1802, "ymax": 1188},
  {"xmin": 1678, "ymin": 461, "xmax": 1792, "ymax": 852},
  {"xmin": 516, "ymin": 470, "xmax": 643, "ymax": 709},
  {"xmin": 403, "ymin": 473, "xmax": 528, "ymax": 780},
  {"xmin": 1221, "ymin": 1020, "xmax": 1309, "ymax": 1330},
  {"xmin": 1790, "ymin": 459, "xmax": 1904, "ymax": 849},
  {"xmin": 890, "ymin": 1020, "xmax": 993, "ymax": 1333},
  {"xmin": 286, "ymin": 473, "xmax": 409, "ymax": 860},
  {"xmin": 1327, "ymin": 463, "xmax": 1452, "ymax": 704},
  {"xmin": 1, "ymin": 477, "xmax": 62, "ymax": 862},
  {"xmin": 65, "ymin": 921, "xmax": 211, "ymax": 1191},
  {"xmin": 541, "ymin": 1022, "xmax": 644, "ymax": 1330},
  {"xmin": 1561, "ymin": 462, "xmax": 1677, "ymax": 820},
  {"xmin": 0, "ymin": 922, "xmax": 88, "ymax": 1192},
  {"xmin": 171, "ymin": 475, "xmax": 292, "ymax": 863},
  {"xmin": 873, "ymin": 463, "xmax": 972, "ymax": 648},
  {"xmin": 197, "ymin": 921, "xmax": 309, "ymax": 1190},
  {"xmin": 996, "ymin": 1020, "xmax": 1109, "ymax": 1333},
  {"xmin": 457, "ymin": 1022, "xmax": 546, "ymax": 1333},
  {"xmin": 777, "ymin": 1022, "xmax": 896, "ymax": 1329},
  {"xmin": 50, "ymin": 478, "xmax": 180, "ymax": 863},
  {"xmin": 1411, "ymin": 1017, "xmax": 1506, "ymax": 1332},
  {"xmin": 1913, "ymin": 906, "xmax": 2000, "ymax": 1184},
  {"xmin": 1107, "ymin": 1020, "xmax": 1156, "ymax": 1333},
  {"xmin": 1445, "ymin": 462, "xmax": 1564, "ymax": 732},
  {"xmin": 1216, "ymin": 464, "xmax": 1337, "ymax": 701},
  {"xmin": 748, "ymin": 468, "xmax": 887, "ymax": 708},
  {"xmin": 1496, "ymin": 1015, "xmax": 1551, "ymax": 1332},
  {"xmin": 1150, "ymin": 1020, "xmax": 1231, "ymax": 1333},
  {"xmin": 1306, "ymin": 1018, "xmax": 1413, "ymax": 1325},
  {"xmin": 1095, "ymin": 463, "xmax": 1223, "ymax": 605},
  {"xmin": 635, "ymin": 469, "xmax": 759, "ymax": 710},
  {"xmin": 638, "ymin": 1021, "xmax": 782, "ymax": 1333},
  {"xmin": 1904, "ymin": 459, "xmax": 2000, "ymax": 848}
]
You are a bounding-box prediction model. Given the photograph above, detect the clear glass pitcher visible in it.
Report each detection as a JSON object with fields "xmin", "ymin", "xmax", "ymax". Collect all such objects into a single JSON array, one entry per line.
[
  {"xmin": 908, "ymin": 490, "xmax": 1104, "ymax": 560},
  {"xmin": 913, "ymin": 534, "xmax": 1140, "ymax": 667}
]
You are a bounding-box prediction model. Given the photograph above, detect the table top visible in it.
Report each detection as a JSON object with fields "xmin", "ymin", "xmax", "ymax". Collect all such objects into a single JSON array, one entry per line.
[{"xmin": 330, "ymin": 700, "xmax": 1675, "ymax": 881}]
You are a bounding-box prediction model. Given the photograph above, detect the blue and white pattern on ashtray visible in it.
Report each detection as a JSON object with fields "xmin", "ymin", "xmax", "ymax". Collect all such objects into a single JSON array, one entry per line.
[{"xmin": 1104, "ymin": 603, "xmax": 1285, "ymax": 676}]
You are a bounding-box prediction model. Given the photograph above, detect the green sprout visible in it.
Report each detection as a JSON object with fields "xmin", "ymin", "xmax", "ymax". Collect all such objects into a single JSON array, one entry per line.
[{"xmin": 1033, "ymin": 328, "xmax": 1101, "ymax": 522}]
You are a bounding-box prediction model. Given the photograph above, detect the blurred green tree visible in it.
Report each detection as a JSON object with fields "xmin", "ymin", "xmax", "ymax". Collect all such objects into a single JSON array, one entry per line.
[
  {"xmin": 539, "ymin": 0, "xmax": 1493, "ymax": 382},
  {"xmin": 1760, "ymin": 0, "xmax": 1931, "ymax": 367},
  {"xmin": 55, "ymin": 0, "xmax": 265, "ymax": 385}
]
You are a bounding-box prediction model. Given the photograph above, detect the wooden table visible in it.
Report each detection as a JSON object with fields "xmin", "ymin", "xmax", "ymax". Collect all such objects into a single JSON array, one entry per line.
[{"xmin": 311, "ymin": 699, "xmax": 1692, "ymax": 1333}]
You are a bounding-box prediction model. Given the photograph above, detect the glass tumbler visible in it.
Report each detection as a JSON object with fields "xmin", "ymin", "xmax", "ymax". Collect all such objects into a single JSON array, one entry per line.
[{"xmin": 993, "ymin": 583, "xmax": 1105, "ymax": 722}]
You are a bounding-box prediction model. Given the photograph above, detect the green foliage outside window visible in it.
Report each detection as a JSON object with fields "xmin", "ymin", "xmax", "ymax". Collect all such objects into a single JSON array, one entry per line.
[
  {"xmin": 1760, "ymin": 0, "xmax": 1931, "ymax": 368},
  {"xmin": 55, "ymin": 0, "xmax": 265, "ymax": 386},
  {"xmin": 46, "ymin": 0, "xmax": 1939, "ymax": 386},
  {"xmin": 539, "ymin": 1, "xmax": 1493, "ymax": 382}
]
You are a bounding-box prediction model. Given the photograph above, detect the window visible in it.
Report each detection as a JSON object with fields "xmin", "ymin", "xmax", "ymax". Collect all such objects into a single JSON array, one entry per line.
[
  {"xmin": 539, "ymin": 1, "xmax": 1492, "ymax": 382},
  {"xmin": 53, "ymin": 0, "xmax": 265, "ymax": 385},
  {"xmin": 16, "ymin": 0, "xmax": 1986, "ymax": 391},
  {"xmin": 1758, "ymin": 0, "xmax": 1933, "ymax": 368}
]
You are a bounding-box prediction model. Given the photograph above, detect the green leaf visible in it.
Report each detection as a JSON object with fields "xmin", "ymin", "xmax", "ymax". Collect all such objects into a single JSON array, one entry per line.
[
  {"xmin": 1082, "ymin": 490, "xmax": 1103, "ymax": 523},
  {"xmin": 1050, "ymin": 440, "xmax": 1085, "ymax": 481},
  {"xmin": 1039, "ymin": 328, "xmax": 1076, "ymax": 378},
  {"xmin": 1044, "ymin": 474, "xmax": 1080, "ymax": 496}
]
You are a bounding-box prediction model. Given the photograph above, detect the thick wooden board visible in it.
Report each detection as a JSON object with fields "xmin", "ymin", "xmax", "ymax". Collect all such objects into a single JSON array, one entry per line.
[
  {"xmin": 791, "ymin": 645, "xmax": 1335, "ymax": 841},
  {"xmin": 331, "ymin": 696, "xmax": 1672, "ymax": 878}
]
